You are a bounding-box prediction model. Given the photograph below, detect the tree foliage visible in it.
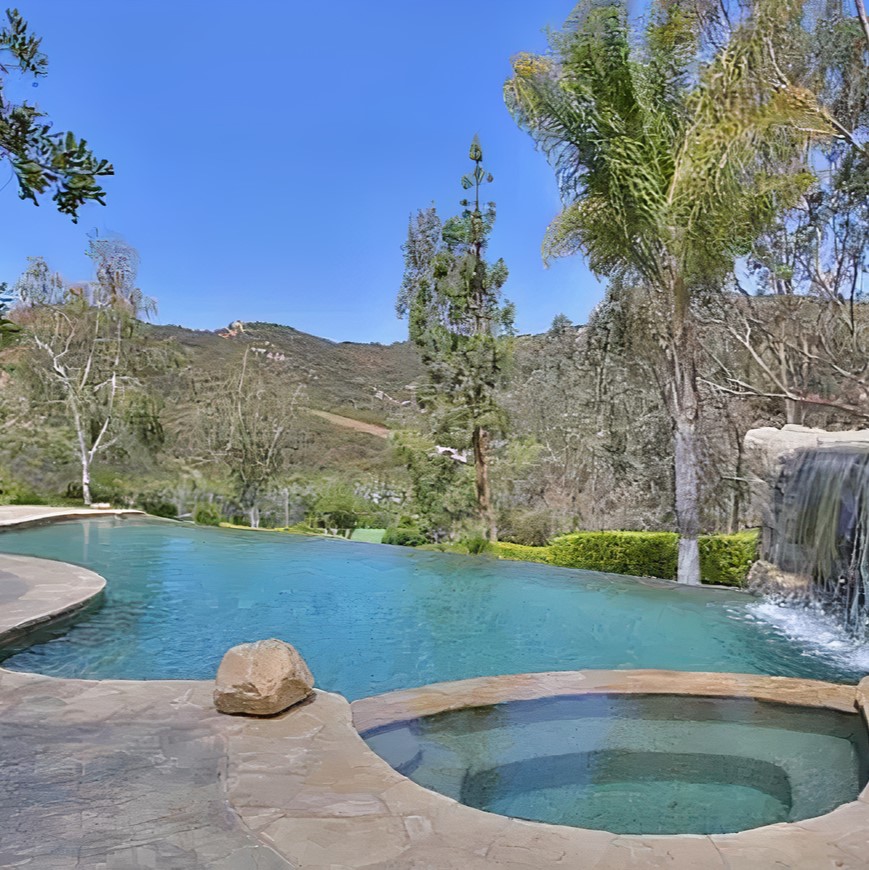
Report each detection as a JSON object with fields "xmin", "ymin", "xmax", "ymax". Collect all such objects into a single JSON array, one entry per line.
[
  {"xmin": 184, "ymin": 348, "xmax": 307, "ymax": 527},
  {"xmin": 0, "ymin": 8, "xmax": 113, "ymax": 220}
]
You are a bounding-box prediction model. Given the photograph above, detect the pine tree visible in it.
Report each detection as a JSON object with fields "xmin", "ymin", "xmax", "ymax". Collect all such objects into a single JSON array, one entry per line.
[{"xmin": 398, "ymin": 137, "xmax": 515, "ymax": 540}]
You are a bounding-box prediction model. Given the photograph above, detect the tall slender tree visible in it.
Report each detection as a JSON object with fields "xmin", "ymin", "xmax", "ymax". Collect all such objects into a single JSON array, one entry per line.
[
  {"xmin": 15, "ymin": 242, "xmax": 158, "ymax": 504},
  {"xmin": 505, "ymin": 0, "xmax": 834, "ymax": 582},
  {"xmin": 398, "ymin": 137, "xmax": 514, "ymax": 540}
]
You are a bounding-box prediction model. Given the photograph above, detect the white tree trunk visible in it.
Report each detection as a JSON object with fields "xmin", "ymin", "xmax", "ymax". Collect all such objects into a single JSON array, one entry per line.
[
  {"xmin": 674, "ymin": 420, "xmax": 701, "ymax": 585},
  {"xmin": 81, "ymin": 455, "xmax": 93, "ymax": 506}
]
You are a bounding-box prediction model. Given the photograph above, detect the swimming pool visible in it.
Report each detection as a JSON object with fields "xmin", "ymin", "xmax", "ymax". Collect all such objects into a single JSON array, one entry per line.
[{"xmin": 0, "ymin": 517, "xmax": 866, "ymax": 699}]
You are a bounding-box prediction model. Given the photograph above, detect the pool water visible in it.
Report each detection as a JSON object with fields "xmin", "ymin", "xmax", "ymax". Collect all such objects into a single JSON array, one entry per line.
[
  {"xmin": 362, "ymin": 695, "xmax": 869, "ymax": 834},
  {"xmin": 0, "ymin": 517, "xmax": 867, "ymax": 699}
]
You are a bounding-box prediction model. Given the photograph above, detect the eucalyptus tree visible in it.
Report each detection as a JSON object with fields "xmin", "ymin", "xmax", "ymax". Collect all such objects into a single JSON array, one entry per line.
[
  {"xmin": 0, "ymin": 8, "xmax": 112, "ymax": 219},
  {"xmin": 505, "ymin": 0, "xmax": 833, "ymax": 582},
  {"xmin": 397, "ymin": 137, "xmax": 514, "ymax": 541},
  {"xmin": 16, "ymin": 242, "xmax": 159, "ymax": 504}
]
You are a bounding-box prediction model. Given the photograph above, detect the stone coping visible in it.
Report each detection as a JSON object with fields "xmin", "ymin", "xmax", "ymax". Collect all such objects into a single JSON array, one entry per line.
[
  {"xmin": 351, "ymin": 669, "xmax": 862, "ymax": 733},
  {"xmin": 0, "ymin": 553, "xmax": 107, "ymax": 645},
  {"xmin": 0, "ymin": 507, "xmax": 143, "ymax": 644},
  {"xmin": 2, "ymin": 511, "xmax": 869, "ymax": 866},
  {"xmin": 0, "ymin": 504, "xmax": 145, "ymax": 530},
  {"xmin": 224, "ymin": 671, "xmax": 869, "ymax": 869}
]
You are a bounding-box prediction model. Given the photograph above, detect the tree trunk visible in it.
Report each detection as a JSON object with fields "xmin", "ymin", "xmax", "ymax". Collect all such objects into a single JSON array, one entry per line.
[
  {"xmin": 81, "ymin": 456, "xmax": 93, "ymax": 506},
  {"xmin": 665, "ymin": 297, "xmax": 702, "ymax": 585},
  {"xmin": 782, "ymin": 349, "xmax": 806, "ymax": 424},
  {"xmin": 673, "ymin": 417, "xmax": 701, "ymax": 584},
  {"xmin": 472, "ymin": 425, "xmax": 498, "ymax": 541},
  {"xmin": 72, "ymin": 408, "xmax": 93, "ymax": 506}
]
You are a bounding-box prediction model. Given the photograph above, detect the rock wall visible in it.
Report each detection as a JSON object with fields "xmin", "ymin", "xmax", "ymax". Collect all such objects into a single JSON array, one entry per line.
[{"xmin": 743, "ymin": 424, "xmax": 869, "ymax": 534}]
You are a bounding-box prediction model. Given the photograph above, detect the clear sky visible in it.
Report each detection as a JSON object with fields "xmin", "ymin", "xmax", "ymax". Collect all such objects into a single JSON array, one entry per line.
[{"xmin": 0, "ymin": 0, "xmax": 608, "ymax": 343}]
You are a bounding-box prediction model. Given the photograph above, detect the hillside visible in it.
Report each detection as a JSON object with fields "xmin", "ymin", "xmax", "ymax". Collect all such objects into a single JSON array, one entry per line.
[{"xmin": 150, "ymin": 321, "xmax": 425, "ymax": 425}]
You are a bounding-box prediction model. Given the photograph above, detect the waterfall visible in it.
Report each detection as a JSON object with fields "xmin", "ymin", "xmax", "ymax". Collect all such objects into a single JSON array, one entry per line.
[{"xmin": 766, "ymin": 446, "xmax": 869, "ymax": 638}]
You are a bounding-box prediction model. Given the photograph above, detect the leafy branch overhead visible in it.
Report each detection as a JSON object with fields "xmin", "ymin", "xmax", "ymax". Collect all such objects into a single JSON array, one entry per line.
[{"xmin": 0, "ymin": 8, "xmax": 113, "ymax": 220}]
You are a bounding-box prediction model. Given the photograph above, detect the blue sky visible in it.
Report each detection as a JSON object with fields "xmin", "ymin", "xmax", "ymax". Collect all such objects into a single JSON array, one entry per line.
[{"xmin": 0, "ymin": 0, "xmax": 607, "ymax": 343}]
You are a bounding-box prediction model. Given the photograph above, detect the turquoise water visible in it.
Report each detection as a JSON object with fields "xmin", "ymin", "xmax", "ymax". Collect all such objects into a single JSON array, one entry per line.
[
  {"xmin": 363, "ymin": 695, "xmax": 869, "ymax": 834},
  {"xmin": 0, "ymin": 517, "xmax": 867, "ymax": 699}
]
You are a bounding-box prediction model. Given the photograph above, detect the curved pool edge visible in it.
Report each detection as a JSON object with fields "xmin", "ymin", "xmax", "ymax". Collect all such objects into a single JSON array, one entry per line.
[
  {"xmin": 0, "ymin": 506, "xmax": 143, "ymax": 647},
  {"xmin": 229, "ymin": 670, "xmax": 869, "ymax": 869},
  {"xmin": 0, "ymin": 505, "xmax": 146, "ymax": 531},
  {"xmin": 0, "ymin": 552, "xmax": 108, "ymax": 646},
  {"xmin": 3, "ymin": 665, "xmax": 868, "ymax": 870},
  {"xmin": 350, "ymin": 669, "xmax": 863, "ymax": 732},
  {"xmin": 346, "ymin": 671, "xmax": 869, "ymax": 868}
]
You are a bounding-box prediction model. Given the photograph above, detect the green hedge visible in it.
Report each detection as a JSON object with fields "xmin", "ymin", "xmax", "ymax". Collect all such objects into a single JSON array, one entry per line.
[
  {"xmin": 698, "ymin": 530, "xmax": 759, "ymax": 587},
  {"xmin": 492, "ymin": 541, "xmax": 552, "ymax": 563},
  {"xmin": 549, "ymin": 531, "xmax": 679, "ymax": 578},
  {"xmin": 522, "ymin": 529, "xmax": 760, "ymax": 587}
]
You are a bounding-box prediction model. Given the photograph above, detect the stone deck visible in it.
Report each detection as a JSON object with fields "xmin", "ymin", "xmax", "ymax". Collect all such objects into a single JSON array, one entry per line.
[{"xmin": 1, "ymin": 509, "xmax": 869, "ymax": 869}]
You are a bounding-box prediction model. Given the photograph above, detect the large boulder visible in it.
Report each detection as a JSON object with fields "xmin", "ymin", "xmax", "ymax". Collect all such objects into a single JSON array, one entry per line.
[{"xmin": 214, "ymin": 638, "xmax": 314, "ymax": 716}]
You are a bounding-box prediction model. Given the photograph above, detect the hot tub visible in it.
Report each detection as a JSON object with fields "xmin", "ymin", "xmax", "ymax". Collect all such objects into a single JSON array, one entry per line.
[{"xmin": 358, "ymin": 676, "xmax": 869, "ymax": 835}]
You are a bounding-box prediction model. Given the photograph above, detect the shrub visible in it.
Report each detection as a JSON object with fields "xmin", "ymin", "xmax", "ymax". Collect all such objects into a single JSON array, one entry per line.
[
  {"xmin": 383, "ymin": 526, "xmax": 427, "ymax": 547},
  {"xmin": 500, "ymin": 509, "xmax": 555, "ymax": 547},
  {"xmin": 546, "ymin": 529, "xmax": 759, "ymax": 586},
  {"xmin": 549, "ymin": 531, "xmax": 679, "ymax": 579},
  {"xmin": 462, "ymin": 534, "xmax": 491, "ymax": 555},
  {"xmin": 138, "ymin": 497, "xmax": 178, "ymax": 519},
  {"xmin": 698, "ymin": 530, "xmax": 759, "ymax": 588},
  {"xmin": 6, "ymin": 487, "xmax": 48, "ymax": 506},
  {"xmin": 194, "ymin": 502, "xmax": 223, "ymax": 526},
  {"xmin": 493, "ymin": 542, "xmax": 551, "ymax": 563}
]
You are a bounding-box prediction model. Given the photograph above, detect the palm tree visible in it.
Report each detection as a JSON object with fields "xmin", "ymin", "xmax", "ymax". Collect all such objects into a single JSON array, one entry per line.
[{"xmin": 505, "ymin": 0, "xmax": 833, "ymax": 583}]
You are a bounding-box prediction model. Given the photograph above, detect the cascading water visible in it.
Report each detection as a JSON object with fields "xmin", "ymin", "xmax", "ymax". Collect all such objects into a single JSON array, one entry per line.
[{"xmin": 765, "ymin": 446, "xmax": 869, "ymax": 639}]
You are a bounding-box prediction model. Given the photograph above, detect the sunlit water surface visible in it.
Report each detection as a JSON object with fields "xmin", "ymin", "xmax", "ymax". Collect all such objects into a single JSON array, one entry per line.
[{"xmin": 1, "ymin": 518, "xmax": 867, "ymax": 699}]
